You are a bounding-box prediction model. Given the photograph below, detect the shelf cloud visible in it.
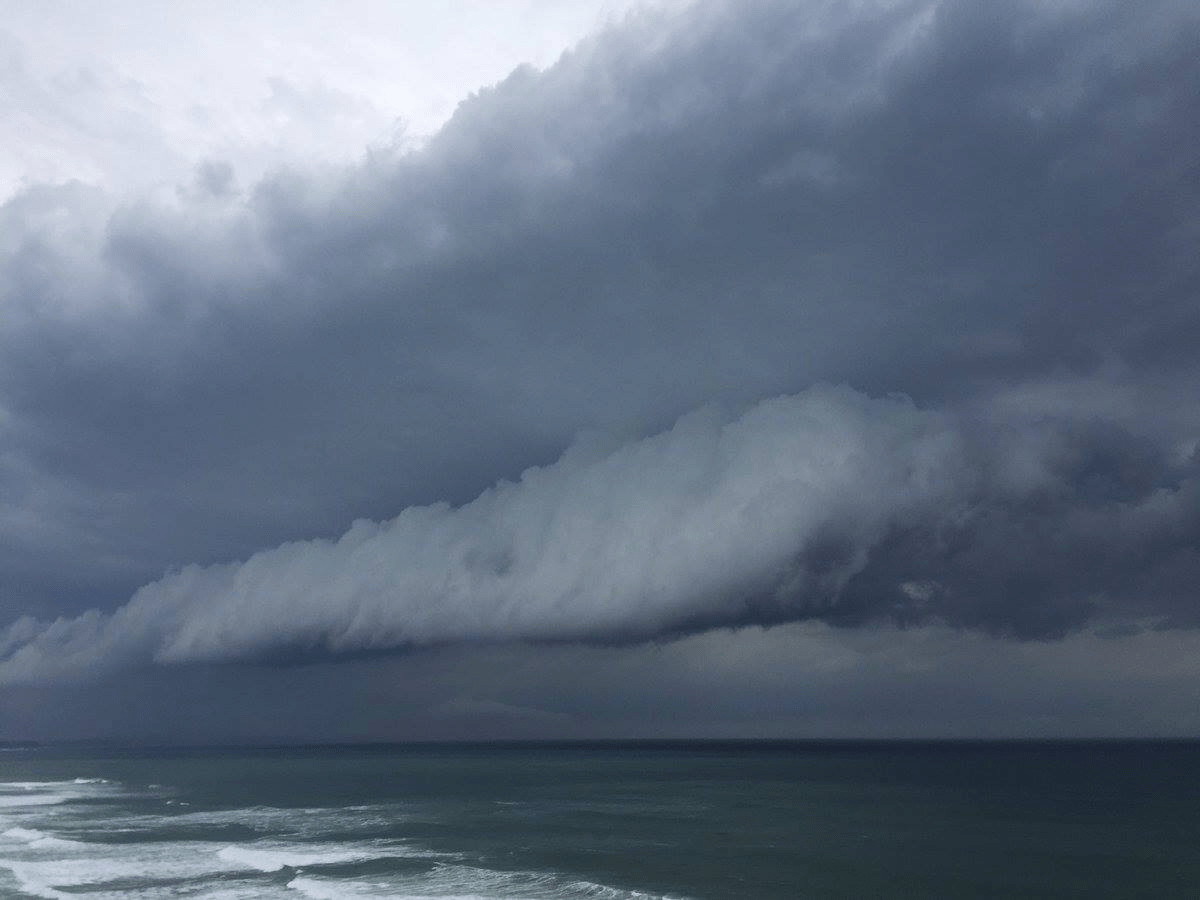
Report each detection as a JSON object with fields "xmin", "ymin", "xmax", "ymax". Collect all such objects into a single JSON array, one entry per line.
[{"xmin": 3, "ymin": 382, "xmax": 1197, "ymax": 685}]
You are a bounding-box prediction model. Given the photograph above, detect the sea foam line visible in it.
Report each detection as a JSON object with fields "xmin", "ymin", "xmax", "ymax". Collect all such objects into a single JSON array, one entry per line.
[{"xmin": 217, "ymin": 842, "xmax": 390, "ymax": 873}]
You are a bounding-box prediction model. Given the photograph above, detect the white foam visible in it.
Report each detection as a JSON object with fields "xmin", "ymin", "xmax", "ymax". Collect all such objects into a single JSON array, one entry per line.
[
  {"xmin": 217, "ymin": 843, "xmax": 383, "ymax": 873},
  {"xmin": 2, "ymin": 828, "xmax": 89, "ymax": 853},
  {"xmin": 127, "ymin": 804, "xmax": 390, "ymax": 829},
  {"xmin": 199, "ymin": 888, "xmax": 302, "ymax": 900},
  {"xmin": 3, "ymin": 827, "xmax": 48, "ymax": 841},
  {"xmin": 2, "ymin": 846, "xmax": 219, "ymax": 882},
  {"xmin": 0, "ymin": 861, "xmax": 73, "ymax": 900},
  {"xmin": 286, "ymin": 876, "xmax": 382, "ymax": 899},
  {"xmin": 1, "ymin": 832, "xmax": 682, "ymax": 900},
  {"xmin": 564, "ymin": 882, "xmax": 688, "ymax": 900},
  {"xmin": 286, "ymin": 875, "xmax": 508, "ymax": 900},
  {"xmin": 0, "ymin": 787, "xmax": 685, "ymax": 900},
  {"xmin": 1, "ymin": 779, "xmax": 111, "ymax": 791},
  {"xmin": 0, "ymin": 794, "xmax": 66, "ymax": 808},
  {"xmin": 0, "ymin": 835, "xmax": 245, "ymax": 899},
  {"xmin": 348, "ymin": 863, "xmax": 690, "ymax": 900},
  {"xmin": 0, "ymin": 778, "xmax": 120, "ymax": 810},
  {"xmin": 0, "ymin": 786, "xmax": 434, "ymax": 900},
  {"xmin": 31, "ymin": 835, "xmax": 91, "ymax": 851}
]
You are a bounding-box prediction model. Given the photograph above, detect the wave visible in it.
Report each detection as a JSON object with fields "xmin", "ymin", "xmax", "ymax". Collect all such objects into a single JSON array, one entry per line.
[
  {"xmin": 0, "ymin": 778, "xmax": 119, "ymax": 811},
  {"xmin": 1, "ymin": 832, "xmax": 239, "ymax": 898},
  {"xmin": 2, "ymin": 827, "xmax": 90, "ymax": 851},
  {"xmin": 102, "ymin": 803, "xmax": 407, "ymax": 842},
  {"xmin": 0, "ymin": 794, "xmax": 68, "ymax": 809},
  {"xmin": 295, "ymin": 862, "xmax": 691, "ymax": 900},
  {"xmin": 1, "ymin": 779, "xmax": 113, "ymax": 790},
  {"xmin": 217, "ymin": 842, "xmax": 397, "ymax": 873},
  {"xmin": 0, "ymin": 779, "xmax": 688, "ymax": 900}
]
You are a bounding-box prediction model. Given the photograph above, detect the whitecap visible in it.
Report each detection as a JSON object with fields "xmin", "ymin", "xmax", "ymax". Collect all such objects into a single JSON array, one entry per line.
[
  {"xmin": 217, "ymin": 842, "xmax": 389, "ymax": 873},
  {"xmin": 3, "ymin": 827, "xmax": 48, "ymax": 842},
  {"xmin": 0, "ymin": 779, "xmax": 112, "ymax": 791},
  {"xmin": 0, "ymin": 862, "xmax": 72, "ymax": 900},
  {"xmin": 0, "ymin": 840, "xmax": 256, "ymax": 900},
  {"xmin": 0, "ymin": 794, "xmax": 66, "ymax": 809},
  {"xmin": 364, "ymin": 863, "xmax": 691, "ymax": 900},
  {"xmin": 0, "ymin": 778, "xmax": 120, "ymax": 810},
  {"xmin": 2, "ymin": 827, "xmax": 90, "ymax": 852},
  {"xmin": 286, "ymin": 876, "xmax": 383, "ymax": 899},
  {"xmin": 30, "ymin": 835, "xmax": 91, "ymax": 851},
  {"xmin": 112, "ymin": 803, "xmax": 402, "ymax": 840}
]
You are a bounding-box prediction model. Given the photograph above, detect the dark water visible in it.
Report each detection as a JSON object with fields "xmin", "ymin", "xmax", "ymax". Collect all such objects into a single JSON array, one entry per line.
[{"xmin": 1, "ymin": 741, "xmax": 1197, "ymax": 898}]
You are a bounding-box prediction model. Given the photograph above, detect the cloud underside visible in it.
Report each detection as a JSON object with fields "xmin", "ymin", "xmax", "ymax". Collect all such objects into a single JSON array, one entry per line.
[
  {"xmin": 1, "ymin": 0, "xmax": 1199, "ymax": 685},
  {"xmin": 2, "ymin": 383, "xmax": 1197, "ymax": 684}
]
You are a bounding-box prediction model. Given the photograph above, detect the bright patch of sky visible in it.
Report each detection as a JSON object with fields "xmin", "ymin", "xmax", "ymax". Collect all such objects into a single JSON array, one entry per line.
[{"xmin": 0, "ymin": 0, "xmax": 686, "ymax": 199}]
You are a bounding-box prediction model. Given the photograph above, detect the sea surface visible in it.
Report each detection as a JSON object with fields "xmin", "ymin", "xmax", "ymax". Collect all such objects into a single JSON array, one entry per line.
[{"xmin": 0, "ymin": 741, "xmax": 1197, "ymax": 899}]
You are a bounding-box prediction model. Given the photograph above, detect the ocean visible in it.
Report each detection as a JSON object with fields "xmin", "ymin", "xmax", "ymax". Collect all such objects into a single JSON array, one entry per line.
[{"xmin": 0, "ymin": 741, "xmax": 1197, "ymax": 899}]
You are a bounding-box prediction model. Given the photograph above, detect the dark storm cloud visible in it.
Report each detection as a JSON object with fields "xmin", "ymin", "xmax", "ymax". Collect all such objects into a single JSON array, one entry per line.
[
  {"xmin": 1, "ymin": 382, "xmax": 1197, "ymax": 684},
  {"xmin": 1, "ymin": 0, "xmax": 1198, "ymax": 680},
  {"xmin": 0, "ymin": 386, "xmax": 965, "ymax": 681}
]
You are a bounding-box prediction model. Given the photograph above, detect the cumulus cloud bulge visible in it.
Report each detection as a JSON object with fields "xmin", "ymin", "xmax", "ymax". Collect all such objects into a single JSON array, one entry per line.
[{"xmin": 2, "ymin": 0, "xmax": 1199, "ymax": 741}]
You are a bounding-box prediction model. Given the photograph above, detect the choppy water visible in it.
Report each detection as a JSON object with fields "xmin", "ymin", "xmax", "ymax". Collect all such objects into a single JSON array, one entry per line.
[{"xmin": 0, "ymin": 741, "xmax": 1197, "ymax": 899}]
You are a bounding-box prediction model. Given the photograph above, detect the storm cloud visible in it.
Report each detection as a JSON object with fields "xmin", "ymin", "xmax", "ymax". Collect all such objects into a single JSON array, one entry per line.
[
  {"xmin": 1, "ymin": 0, "xmax": 1198, "ymax": 721},
  {"xmin": 3, "ymin": 381, "xmax": 1197, "ymax": 684}
]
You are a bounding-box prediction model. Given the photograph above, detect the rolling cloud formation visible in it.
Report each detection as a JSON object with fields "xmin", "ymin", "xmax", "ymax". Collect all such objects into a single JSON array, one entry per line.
[
  {"xmin": 1, "ymin": 0, "xmax": 1199, "ymax": 686},
  {"xmin": 2, "ymin": 382, "xmax": 1198, "ymax": 684}
]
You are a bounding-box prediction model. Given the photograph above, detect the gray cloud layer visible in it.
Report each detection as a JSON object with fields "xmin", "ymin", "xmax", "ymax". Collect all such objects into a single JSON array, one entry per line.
[
  {"xmin": 2, "ymin": 0, "xmax": 1199, "ymax": 686},
  {"xmin": 3, "ymin": 381, "xmax": 1198, "ymax": 684},
  {"xmin": 0, "ymin": 386, "xmax": 957, "ymax": 680}
]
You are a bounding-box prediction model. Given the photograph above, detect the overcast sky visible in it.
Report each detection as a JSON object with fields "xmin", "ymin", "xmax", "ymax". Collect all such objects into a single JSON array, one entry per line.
[{"xmin": 2, "ymin": 0, "xmax": 1199, "ymax": 743}]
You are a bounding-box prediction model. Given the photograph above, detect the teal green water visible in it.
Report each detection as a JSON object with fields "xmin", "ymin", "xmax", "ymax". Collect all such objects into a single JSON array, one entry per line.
[{"xmin": 1, "ymin": 741, "xmax": 1197, "ymax": 898}]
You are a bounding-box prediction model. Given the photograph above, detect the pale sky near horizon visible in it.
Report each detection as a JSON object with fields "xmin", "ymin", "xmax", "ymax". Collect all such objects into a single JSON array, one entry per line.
[{"xmin": 2, "ymin": 0, "xmax": 1199, "ymax": 742}]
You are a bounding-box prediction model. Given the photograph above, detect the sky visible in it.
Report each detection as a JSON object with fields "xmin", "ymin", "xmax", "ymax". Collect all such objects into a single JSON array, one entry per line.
[{"xmin": 1, "ymin": 0, "xmax": 1198, "ymax": 743}]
